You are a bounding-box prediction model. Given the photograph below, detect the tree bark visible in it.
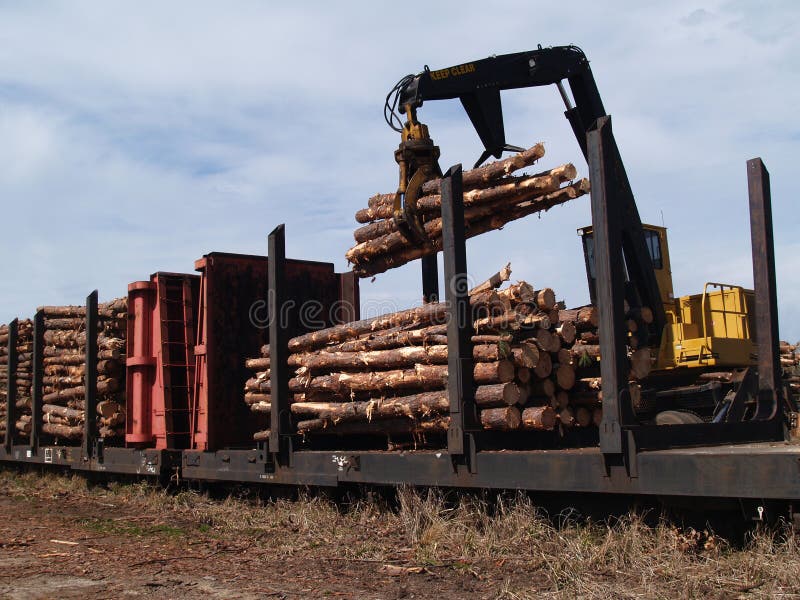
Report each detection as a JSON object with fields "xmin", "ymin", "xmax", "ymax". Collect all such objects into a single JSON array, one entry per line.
[
  {"xmin": 286, "ymin": 303, "xmax": 449, "ymax": 353},
  {"xmin": 558, "ymin": 305, "xmax": 598, "ymax": 329},
  {"xmin": 469, "ymin": 263, "xmax": 512, "ymax": 295},
  {"xmin": 289, "ymin": 360, "xmax": 514, "ymax": 394},
  {"xmin": 349, "ymin": 180, "xmax": 590, "ymax": 277},
  {"xmin": 480, "ymin": 406, "xmax": 521, "ymax": 430},
  {"xmin": 42, "ymin": 422, "xmax": 82, "ymax": 439},
  {"xmin": 521, "ymin": 406, "xmax": 556, "ymax": 430},
  {"xmin": 297, "ymin": 415, "xmax": 450, "ymax": 435},
  {"xmin": 289, "ymin": 343, "xmax": 505, "ymax": 372}
]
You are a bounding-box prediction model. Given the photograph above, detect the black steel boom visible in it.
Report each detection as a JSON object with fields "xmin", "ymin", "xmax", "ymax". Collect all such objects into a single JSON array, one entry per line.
[{"xmin": 395, "ymin": 45, "xmax": 666, "ymax": 345}]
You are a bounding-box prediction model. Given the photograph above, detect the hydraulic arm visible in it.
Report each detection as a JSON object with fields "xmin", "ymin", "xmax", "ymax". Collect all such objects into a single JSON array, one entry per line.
[{"xmin": 385, "ymin": 45, "xmax": 667, "ymax": 345}]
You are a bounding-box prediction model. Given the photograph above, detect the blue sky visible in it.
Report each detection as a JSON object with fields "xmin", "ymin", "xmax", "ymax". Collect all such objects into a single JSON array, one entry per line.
[{"xmin": 0, "ymin": 1, "xmax": 798, "ymax": 340}]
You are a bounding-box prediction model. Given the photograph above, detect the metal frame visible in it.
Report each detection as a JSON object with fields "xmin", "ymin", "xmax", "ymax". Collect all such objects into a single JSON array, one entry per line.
[
  {"xmin": 4, "ymin": 319, "xmax": 18, "ymax": 452},
  {"xmin": 82, "ymin": 290, "xmax": 99, "ymax": 461},
  {"xmin": 268, "ymin": 225, "xmax": 292, "ymax": 463},
  {"xmin": 2, "ymin": 143, "xmax": 796, "ymax": 506},
  {"xmin": 440, "ymin": 165, "xmax": 479, "ymax": 468},
  {"xmin": 748, "ymin": 158, "xmax": 783, "ymax": 420},
  {"xmin": 30, "ymin": 310, "xmax": 44, "ymax": 451},
  {"xmin": 421, "ymin": 254, "xmax": 439, "ymax": 303}
]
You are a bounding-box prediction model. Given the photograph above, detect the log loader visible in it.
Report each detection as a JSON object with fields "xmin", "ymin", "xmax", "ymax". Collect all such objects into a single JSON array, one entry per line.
[{"xmin": 385, "ymin": 45, "xmax": 794, "ymax": 426}]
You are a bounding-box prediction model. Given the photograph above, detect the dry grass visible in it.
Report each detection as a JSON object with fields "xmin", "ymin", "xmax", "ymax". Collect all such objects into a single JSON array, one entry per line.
[{"xmin": 2, "ymin": 468, "xmax": 800, "ymax": 598}]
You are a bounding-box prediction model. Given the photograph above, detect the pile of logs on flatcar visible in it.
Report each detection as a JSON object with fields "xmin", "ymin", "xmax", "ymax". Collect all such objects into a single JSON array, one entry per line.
[
  {"xmin": 38, "ymin": 299, "xmax": 128, "ymax": 442},
  {"xmin": 244, "ymin": 270, "xmax": 654, "ymax": 446},
  {"xmin": 346, "ymin": 144, "xmax": 590, "ymax": 277},
  {"xmin": 782, "ymin": 341, "xmax": 799, "ymax": 401},
  {"xmin": 0, "ymin": 320, "xmax": 33, "ymax": 438}
]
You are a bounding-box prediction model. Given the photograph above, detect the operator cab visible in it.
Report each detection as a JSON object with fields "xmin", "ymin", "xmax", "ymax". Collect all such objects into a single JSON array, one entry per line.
[
  {"xmin": 577, "ymin": 224, "xmax": 755, "ymax": 369},
  {"xmin": 577, "ymin": 223, "xmax": 674, "ymax": 312}
]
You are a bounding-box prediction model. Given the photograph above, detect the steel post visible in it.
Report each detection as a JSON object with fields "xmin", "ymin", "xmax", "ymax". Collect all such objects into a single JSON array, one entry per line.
[
  {"xmin": 83, "ymin": 291, "xmax": 98, "ymax": 460},
  {"xmin": 441, "ymin": 164, "xmax": 479, "ymax": 463},
  {"xmin": 4, "ymin": 319, "xmax": 18, "ymax": 452},
  {"xmin": 30, "ymin": 310, "xmax": 44, "ymax": 451},
  {"xmin": 587, "ymin": 116, "xmax": 631, "ymax": 455},
  {"xmin": 421, "ymin": 253, "xmax": 439, "ymax": 303},
  {"xmin": 747, "ymin": 158, "xmax": 783, "ymax": 422},
  {"xmin": 268, "ymin": 225, "xmax": 292, "ymax": 460}
]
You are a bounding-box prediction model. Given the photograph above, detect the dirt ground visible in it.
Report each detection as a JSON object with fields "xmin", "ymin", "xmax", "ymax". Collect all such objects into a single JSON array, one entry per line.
[{"xmin": 1, "ymin": 468, "xmax": 800, "ymax": 599}]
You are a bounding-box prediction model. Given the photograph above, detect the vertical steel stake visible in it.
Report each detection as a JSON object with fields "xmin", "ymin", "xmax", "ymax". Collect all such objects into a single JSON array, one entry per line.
[
  {"xmin": 83, "ymin": 291, "xmax": 98, "ymax": 460},
  {"xmin": 588, "ymin": 116, "xmax": 631, "ymax": 455},
  {"xmin": 748, "ymin": 158, "xmax": 783, "ymax": 422},
  {"xmin": 421, "ymin": 253, "xmax": 439, "ymax": 303},
  {"xmin": 268, "ymin": 225, "xmax": 292, "ymax": 460},
  {"xmin": 441, "ymin": 164, "xmax": 478, "ymax": 463},
  {"xmin": 30, "ymin": 310, "xmax": 44, "ymax": 452},
  {"xmin": 4, "ymin": 319, "xmax": 18, "ymax": 453}
]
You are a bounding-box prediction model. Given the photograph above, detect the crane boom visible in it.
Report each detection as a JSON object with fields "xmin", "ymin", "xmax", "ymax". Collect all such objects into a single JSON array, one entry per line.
[{"xmin": 388, "ymin": 45, "xmax": 667, "ymax": 344}]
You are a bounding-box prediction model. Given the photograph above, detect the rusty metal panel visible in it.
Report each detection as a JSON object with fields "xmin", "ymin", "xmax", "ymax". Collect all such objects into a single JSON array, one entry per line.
[{"xmin": 192, "ymin": 252, "xmax": 357, "ymax": 451}]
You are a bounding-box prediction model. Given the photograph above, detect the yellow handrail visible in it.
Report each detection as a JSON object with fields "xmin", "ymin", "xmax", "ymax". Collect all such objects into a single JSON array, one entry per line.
[{"xmin": 700, "ymin": 282, "xmax": 750, "ymax": 358}]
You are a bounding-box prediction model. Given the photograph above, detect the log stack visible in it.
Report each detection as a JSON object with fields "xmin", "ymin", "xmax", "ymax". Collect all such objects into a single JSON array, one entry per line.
[
  {"xmin": 38, "ymin": 299, "xmax": 128, "ymax": 442},
  {"xmin": 0, "ymin": 319, "xmax": 34, "ymax": 439},
  {"xmin": 243, "ymin": 269, "xmax": 653, "ymax": 447},
  {"xmin": 346, "ymin": 145, "xmax": 590, "ymax": 277},
  {"xmin": 782, "ymin": 341, "xmax": 799, "ymax": 402}
]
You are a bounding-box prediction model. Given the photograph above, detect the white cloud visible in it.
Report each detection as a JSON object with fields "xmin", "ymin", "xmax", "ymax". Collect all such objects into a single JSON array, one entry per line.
[{"xmin": 0, "ymin": 0, "xmax": 798, "ymax": 342}]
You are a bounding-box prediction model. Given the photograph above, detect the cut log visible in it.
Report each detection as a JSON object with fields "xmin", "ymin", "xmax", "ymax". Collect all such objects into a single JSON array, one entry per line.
[
  {"xmin": 288, "ymin": 344, "xmax": 505, "ymax": 372},
  {"xmin": 630, "ymin": 348, "xmax": 653, "ymax": 380},
  {"xmin": 535, "ymin": 329, "xmax": 561, "ymax": 354},
  {"xmin": 469, "ymin": 263, "xmax": 512, "ymax": 295},
  {"xmin": 575, "ymin": 406, "xmax": 593, "ymax": 427},
  {"xmin": 532, "ymin": 352, "xmax": 552, "ymax": 379},
  {"xmin": 245, "ymin": 357, "xmax": 271, "ymax": 370},
  {"xmin": 480, "ymin": 406, "xmax": 521, "ymax": 431},
  {"xmin": 286, "ymin": 303, "xmax": 448, "ymax": 353},
  {"xmin": 42, "ymin": 404, "xmax": 84, "ymax": 420},
  {"xmin": 43, "ymin": 348, "xmax": 120, "ymax": 361},
  {"xmin": 558, "ymin": 407, "xmax": 575, "ymax": 427},
  {"xmin": 355, "ymin": 145, "xmax": 547, "ymax": 223},
  {"xmin": 555, "ymin": 321, "xmax": 577, "ymax": 345},
  {"xmin": 245, "ymin": 392, "xmax": 271, "ymax": 405},
  {"xmin": 42, "ymin": 422, "xmax": 82, "ymax": 439},
  {"xmin": 96, "ymin": 400, "xmax": 123, "ymax": 419},
  {"xmin": 288, "ymin": 360, "xmax": 515, "ymax": 394},
  {"xmin": 297, "ymin": 415, "xmax": 450, "ymax": 435},
  {"xmin": 511, "ymin": 344, "xmax": 539, "ymax": 369},
  {"xmin": 555, "ymin": 364, "xmax": 576, "ymax": 391},
  {"xmin": 475, "ymin": 382, "xmax": 526, "ymax": 407},
  {"xmin": 291, "ymin": 390, "xmax": 450, "ymax": 424},
  {"xmin": 558, "ymin": 305, "xmax": 599, "ymax": 330},
  {"xmin": 521, "ymin": 406, "xmax": 556, "ymax": 431},
  {"xmin": 42, "ymin": 379, "xmax": 118, "ymax": 404},
  {"xmin": 534, "ymin": 288, "xmax": 556, "ymax": 311},
  {"xmin": 349, "ymin": 180, "xmax": 590, "ymax": 277}
]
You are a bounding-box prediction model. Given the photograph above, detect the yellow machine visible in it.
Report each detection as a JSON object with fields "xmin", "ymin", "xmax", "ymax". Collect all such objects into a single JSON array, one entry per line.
[{"xmin": 578, "ymin": 224, "xmax": 757, "ymax": 372}]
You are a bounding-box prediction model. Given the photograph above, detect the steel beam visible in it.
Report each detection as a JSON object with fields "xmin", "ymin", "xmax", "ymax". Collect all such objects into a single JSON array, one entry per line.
[
  {"xmin": 30, "ymin": 310, "xmax": 44, "ymax": 451},
  {"xmin": 337, "ymin": 271, "xmax": 361, "ymax": 324},
  {"xmin": 421, "ymin": 253, "xmax": 439, "ymax": 303},
  {"xmin": 268, "ymin": 225, "xmax": 292, "ymax": 460},
  {"xmin": 4, "ymin": 319, "xmax": 18, "ymax": 452},
  {"xmin": 440, "ymin": 164, "xmax": 479, "ymax": 463},
  {"xmin": 747, "ymin": 158, "xmax": 783, "ymax": 422},
  {"xmin": 83, "ymin": 291, "xmax": 98, "ymax": 460},
  {"xmin": 587, "ymin": 116, "xmax": 631, "ymax": 455}
]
